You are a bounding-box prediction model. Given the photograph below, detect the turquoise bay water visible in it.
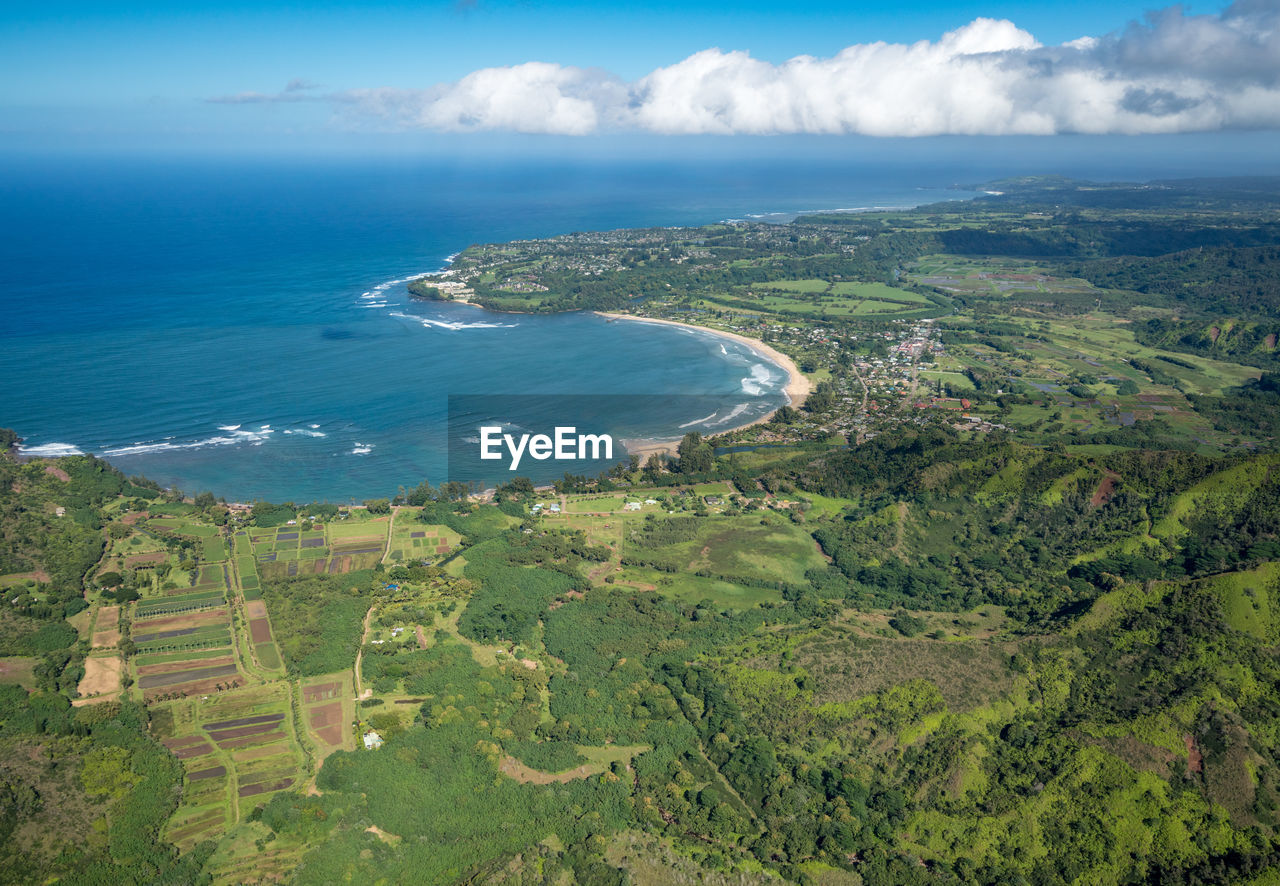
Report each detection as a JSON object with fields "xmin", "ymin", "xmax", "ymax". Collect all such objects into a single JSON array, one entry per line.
[
  {"xmin": 2, "ymin": 146, "xmax": 1244, "ymax": 501},
  {"xmin": 0, "ymin": 153, "xmax": 968, "ymax": 501}
]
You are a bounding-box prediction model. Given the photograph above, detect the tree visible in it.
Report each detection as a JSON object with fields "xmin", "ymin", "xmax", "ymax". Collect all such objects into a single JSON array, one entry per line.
[
  {"xmin": 677, "ymin": 433, "xmax": 713, "ymax": 475},
  {"xmin": 364, "ymin": 498, "xmax": 391, "ymax": 515},
  {"xmin": 643, "ymin": 453, "xmax": 666, "ymax": 483}
]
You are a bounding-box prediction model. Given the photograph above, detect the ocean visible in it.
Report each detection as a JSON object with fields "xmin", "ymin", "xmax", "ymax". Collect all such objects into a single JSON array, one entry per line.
[{"xmin": 1, "ymin": 144, "xmax": 1263, "ymax": 501}]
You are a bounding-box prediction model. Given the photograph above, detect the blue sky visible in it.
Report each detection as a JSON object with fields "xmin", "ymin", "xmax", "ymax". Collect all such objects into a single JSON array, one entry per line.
[{"xmin": 3, "ymin": 0, "xmax": 1280, "ymax": 148}]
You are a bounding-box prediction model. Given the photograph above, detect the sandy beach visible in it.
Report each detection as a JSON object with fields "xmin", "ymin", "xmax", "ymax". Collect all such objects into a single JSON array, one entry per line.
[{"xmin": 595, "ymin": 311, "xmax": 813, "ymax": 460}]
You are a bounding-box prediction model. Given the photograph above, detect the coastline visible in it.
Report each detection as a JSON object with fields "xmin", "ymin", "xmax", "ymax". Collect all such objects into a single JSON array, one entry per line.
[{"xmin": 594, "ymin": 311, "xmax": 813, "ymax": 461}]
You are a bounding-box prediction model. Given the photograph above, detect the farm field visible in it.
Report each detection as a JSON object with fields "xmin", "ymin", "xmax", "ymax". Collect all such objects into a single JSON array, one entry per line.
[
  {"xmin": 75, "ymin": 653, "xmax": 123, "ymax": 702},
  {"xmin": 152, "ymin": 682, "xmax": 308, "ymax": 851},
  {"xmin": 387, "ymin": 520, "xmax": 461, "ymax": 563},
  {"xmin": 9, "ymin": 179, "xmax": 1280, "ymax": 885},
  {"xmin": 300, "ymin": 671, "xmax": 356, "ymax": 760},
  {"xmin": 621, "ymin": 514, "xmax": 828, "ymax": 586}
]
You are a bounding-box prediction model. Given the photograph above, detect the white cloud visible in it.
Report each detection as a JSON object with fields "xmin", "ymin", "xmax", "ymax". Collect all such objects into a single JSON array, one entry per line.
[{"xmin": 234, "ymin": 1, "xmax": 1280, "ymax": 135}]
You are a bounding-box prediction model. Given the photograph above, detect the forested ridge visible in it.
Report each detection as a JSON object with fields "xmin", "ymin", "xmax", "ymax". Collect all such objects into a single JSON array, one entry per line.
[{"xmin": 6, "ymin": 175, "xmax": 1280, "ymax": 884}]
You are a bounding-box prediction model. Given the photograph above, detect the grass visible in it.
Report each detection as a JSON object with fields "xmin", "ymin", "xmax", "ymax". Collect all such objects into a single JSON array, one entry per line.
[
  {"xmin": 624, "ymin": 515, "xmax": 828, "ymax": 587},
  {"xmin": 154, "ymin": 680, "xmax": 308, "ymax": 852},
  {"xmin": 0, "ymin": 656, "xmax": 36, "ymax": 688},
  {"xmin": 327, "ymin": 520, "xmax": 389, "ymax": 541},
  {"xmin": 615, "ymin": 565, "xmax": 783, "ymax": 609},
  {"xmin": 757, "ymin": 278, "xmax": 830, "ymax": 293},
  {"xmin": 792, "ymin": 490, "xmax": 855, "ymax": 519},
  {"xmin": 255, "ymin": 643, "xmax": 283, "ymax": 670},
  {"xmin": 1193, "ymin": 562, "xmax": 1280, "ymax": 642},
  {"xmin": 136, "ymin": 647, "xmax": 234, "ymax": 666},
  {"xmin": 148, "ymin": 517, "xmax": 220, "ymax": 537},
  {"xmin": 833, "ymin": 281, "xmax": 926, "ymax": 300},
  {"xmin": 563, "ymin": 495, "xmax": 626, "ymax": 513}
]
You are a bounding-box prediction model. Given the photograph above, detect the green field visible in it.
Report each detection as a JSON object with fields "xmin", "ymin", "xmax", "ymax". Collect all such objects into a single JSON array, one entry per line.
[
  {"xmin": 563, "ymin": 495, "xmax": 626, "ymax": 513},
  {"xmin": 758, "ymin": 278, "xmax": 830, "ymax": 293},
  {"xmin": 623, "ymin": 515, "xmax": 827, "ymax": 586},
  {"xmin": 135, "ymin": 647, "xmax": 233, "ymax": 667}
]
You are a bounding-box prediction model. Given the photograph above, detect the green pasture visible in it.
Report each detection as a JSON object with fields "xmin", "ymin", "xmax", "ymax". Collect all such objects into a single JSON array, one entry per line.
[
  {"xmin": 616, "ymin": 565, "xmax": 783, "ymax": 609},
  {"xmin": 563, "ymin": 496, "xmax": 626, "ymax": 513},
  {"xmin": 624, "ymin": 515, "xmax": 826, "ymax": 586},
  {"xmin": 148, "ymin": 517, "xmax": 220, "ymax": 538}
]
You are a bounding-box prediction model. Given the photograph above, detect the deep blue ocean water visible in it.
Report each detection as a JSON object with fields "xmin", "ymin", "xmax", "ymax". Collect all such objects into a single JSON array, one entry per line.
[{"xmin": 2, "ymin": 145, "xmax": 1269, "ymax": 501}]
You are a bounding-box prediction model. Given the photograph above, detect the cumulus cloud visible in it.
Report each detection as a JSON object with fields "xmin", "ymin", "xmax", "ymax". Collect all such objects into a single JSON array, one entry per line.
[{"xmin": 230, "ymin": 1, "xmax": 1280, "ymax": 134}]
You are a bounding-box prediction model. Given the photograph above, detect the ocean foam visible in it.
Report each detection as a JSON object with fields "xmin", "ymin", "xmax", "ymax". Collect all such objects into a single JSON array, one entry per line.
[
  {"xmin": 679, "ymin": 411, "xmax": 719, "ymax": 429},
  {"xmin": 101, "ymin": 425, "xmax": 277, "ymax": 457},
  {"xmin": 388, "ymin": 311, "xmax": 516, "ymax": 331},
  {"xmin": 19, "ymin": 442, "xmax": 85, "ymax": 458},
  {"xmin": 740, "ymin": 363, "xmax": 773, "ymax": 396},
  {"xmin": 351, "ymin": 443, "xmax": 373, "ymax": 455},
  {"xmin": 707, "ymin": 403, "xmax": 751, "ymax": 427}
]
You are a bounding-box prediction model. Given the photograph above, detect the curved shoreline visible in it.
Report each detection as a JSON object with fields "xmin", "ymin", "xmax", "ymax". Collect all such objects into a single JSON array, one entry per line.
[{"xmin": 594, "ymin": 311, "xmax": 812, "ymax": 460}]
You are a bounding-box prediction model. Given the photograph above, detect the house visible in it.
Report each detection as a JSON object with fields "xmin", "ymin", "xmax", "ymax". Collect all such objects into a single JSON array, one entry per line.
[
  {"xmin": 363, "ymin": 731, "xmax": 384, "ymax": 750},
  {"xmin": 623, "ymin": 501, "xmax": 642, "ymax": 511},
  {"xmin": 704, "ymin": 495, "xmax": 724, "ymax": 506}
]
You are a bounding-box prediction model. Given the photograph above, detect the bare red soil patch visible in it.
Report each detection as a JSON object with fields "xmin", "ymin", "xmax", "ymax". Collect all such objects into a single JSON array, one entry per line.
[
  {"xmin": 245, "ymin": 600, "xmax": 268, "ymax": 619},
  {"xmin": 308, "ymin": 702, "xmax": 342, "ymax": 729},
  {"xmin": 120, "ymin": 510, "xmax": 149, "ymax": 525},
  {"xmin": 238, "ymin": 777, "xmax": 293, "ymax": 798},
  {"xmin": 1090, "ymin": 471, "xmax": 1120, "ymax": 507},
  {"xmin": 205, "ymin": 713, "xmax": 284, "ymax": 731},
  {"xmin": 249, "ymin": 618, "xmax": 272, "ymax": 643},
  {"xmin": 209, "ymin": 722, "xmax": 282, "ymax": 743},
  {"xmin": 188, "ymin": 765, "xmax": 227, "ymax": 781},
  {"xmin": 163, "ymin": 735, "xmax": 209, "ymax": 750},
  {"xmin": 303, "ymin": 681, "xmax": 341, "ymax": 703},
  {"xmin": 43, "ymin": 464, "xmax": 70, "ymax": 482},
  {"xmin": 143, "ymin": 674, "xmax": 241, "ymax": 701},
  {"xmin": 171, "ymin": 742, "xmax": 215, "ymax": 759},
  {"xmin": 1185, "ymin": 734, "xmax": 1204, "ymax": 775}
]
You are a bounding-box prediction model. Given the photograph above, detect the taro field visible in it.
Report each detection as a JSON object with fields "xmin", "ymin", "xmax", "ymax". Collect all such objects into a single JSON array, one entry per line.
[
  {"xmin": 148, "ymin": 515, "xmax": 231, "ymax": 562},
  {"xmin": 152, "ymin": 682, "xmax": 307, "ymax": 852},
  {"xmin": 300, "ymin": 671, "xmax": 356, "ymax": 761},
  {"xmin": 127, "ymin": 546, "xmax": 245, "ymax": 700},
  {"xmin": 387, "ymin": 521, "xmax": 461, "ymax": 563},
  {"xmin": 247, "ymin": 520, "xmax": 386, "ymax": 581}
]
